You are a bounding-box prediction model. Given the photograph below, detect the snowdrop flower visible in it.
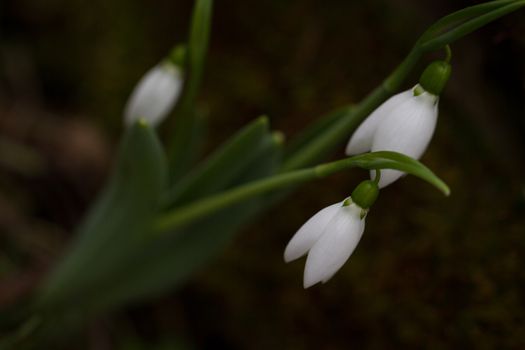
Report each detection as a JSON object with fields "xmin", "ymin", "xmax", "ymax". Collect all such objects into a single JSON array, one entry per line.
[
  {"xmin": 346, "ymin": 60, "xmax": 451, "ymax": 188},
  {"xmin": 124, "ymin": 46, "xmax": 185, "ymax": 127},
  {"xmin": 284, "ymin": 179, "xmax": 379, "ymax": 288}
]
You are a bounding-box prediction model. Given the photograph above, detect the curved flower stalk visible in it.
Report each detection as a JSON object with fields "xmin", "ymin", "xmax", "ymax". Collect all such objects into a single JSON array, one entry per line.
[
  {"xmin": 346, "ymin": 59, "xmax": 451, "ymax": 188},
  {"xmin": 285, "ymin": 179, "xmax": 379, "ymax": 288},
  {"xmin": 124, "ymin": 48, "xmax": 185, "ymax": 127}
]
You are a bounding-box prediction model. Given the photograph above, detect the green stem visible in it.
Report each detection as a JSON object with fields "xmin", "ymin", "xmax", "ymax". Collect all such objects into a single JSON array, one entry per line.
[
  {"xmin": 168, "ymin": 0, "xmax": 213, "ymax": 181},
  {"xmin": 155, "ymin": 151, "xmax": 447, "ymax": 232},
  {"xmin": 282, "ymin": 48, "xmax": 421, "ymax": 171},
  {"xmin": 158, "ymin": 1, "xmax": 524, "ymax": 231},
  {"xmin": 444, "ymin": 44, "xmax": 452, "ymax": 63},
  {"xmin": 156, "ymin": 168, "xmax": 314, "ymax": 232},
  {"xmin": 282, "ymin": 1, "xmax": 525, "ymax": 172},
  {"xmin": 155, "ymin": 158, "xmax": 362, "ymax": 232},
  {"xmin": 373, "ymin": 169, "xmax": 381, "ymax": 185},
  {"xmin": 382, "ymin": 47, "xmax": 422, "ymax": 92}
]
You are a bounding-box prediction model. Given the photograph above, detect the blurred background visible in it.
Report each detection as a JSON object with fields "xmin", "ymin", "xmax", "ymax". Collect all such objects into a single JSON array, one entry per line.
[{"xmin": 1, "ymin": 0, "xmax": 525, "ymax": 348}]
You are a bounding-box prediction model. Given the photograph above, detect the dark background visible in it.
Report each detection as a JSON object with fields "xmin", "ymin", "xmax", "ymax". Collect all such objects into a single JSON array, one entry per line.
[{"xmin": 1, "ymin": 0, "xmax": 525, "ymax": 348}]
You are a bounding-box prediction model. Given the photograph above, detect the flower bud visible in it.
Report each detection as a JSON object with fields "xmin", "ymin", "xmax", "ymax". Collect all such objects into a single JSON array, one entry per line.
[{"xmin": 124, "ymin": 47, "xmax": 185, "ymax": 127}]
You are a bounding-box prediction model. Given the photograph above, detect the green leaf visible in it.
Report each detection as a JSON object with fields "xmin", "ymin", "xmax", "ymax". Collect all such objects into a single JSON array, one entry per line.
[
  {"xmin": 82, "ymin": 131, "xmax": 284, "ymax": 311},
  {"xmin": 187, "ymin": 0, "xmax": 212, "ymax": 94},
  {"xmin": 318, "ymin": 151, "xmax": 450, "ymax": 196},
  {"xmin": 165, "ymin": 116, "xmax": 270, "ymax": 206},
  {"xmin": 418, "ymin": 0, "xmax": 525, "ymax": 51},
  {"xmin": 168, "ymin": 0, "xmax": 213, "ymax": 180},
  {"xmin": 39, "ymin": 118, "xmax": 279, "ymax": 313},
  {"xmin": 165, "ymin": 109, "xmax": 208, "ymax": 178},
  {"xmin": 418, "ymin": 0, "xmax": 515, "ymax": 43},
  {"xmin": 38, "ymin": 120, "xmax": 167, "ymax": 310}
]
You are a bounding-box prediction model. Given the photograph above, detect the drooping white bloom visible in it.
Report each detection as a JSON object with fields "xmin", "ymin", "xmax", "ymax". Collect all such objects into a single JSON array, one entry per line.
[
  {"xmin": 124, "ymin": 62, "xmax": 183, "ymax": 127},
  {"xmin": 284, "ymin": 200, "xmax": 366, "ymax": 288},
  {"xmin": 346, "ymin": 85, "xmax": 439, "ymax": 188}
]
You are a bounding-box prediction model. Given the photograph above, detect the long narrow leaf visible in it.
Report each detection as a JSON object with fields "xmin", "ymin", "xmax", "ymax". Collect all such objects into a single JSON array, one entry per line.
[
  {"xmin": 81, "ymin": 132, "xmax": 284, "ymax": 311},
  {"xmin": 38, "ymin": 121, "xmax": 167, "ymax": 310},
  {"xmin": 168, "ymin": 0, "xmax": 213, "ymax": 180},
  {"xmin": 418, "ymin": 0, "xmax": 516, "ymax": 43},
  {"xmin": 419, "ymin": 1, "xmax": 525, "ymax": 51},
  {"xmin": 165, "ymin": 116, "xmax": 270, "ymax": 206}
]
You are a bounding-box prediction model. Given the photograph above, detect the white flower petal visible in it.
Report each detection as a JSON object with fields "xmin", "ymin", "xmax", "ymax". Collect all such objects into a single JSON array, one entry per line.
[
  {"xmin": 124, "ymin": 63, "xmax": 183, "ymax": 127},
  {"xmin": 284, "ymin": 202, "xmax": 341, "ymax": 263},
  {"xmin": 303, "ymin": 204, "xmax": 365, "ymax": 288},
  {"xmin": 371, "ymin": 89, "xmax": 438, "ymax": 187},
  {"xmin": 345, "ymin": 89, "xmax": 413, "ymax": 155}
]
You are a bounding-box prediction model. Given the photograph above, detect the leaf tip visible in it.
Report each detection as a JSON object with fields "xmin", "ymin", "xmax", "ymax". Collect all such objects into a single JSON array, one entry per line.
[
  {"xmin": 257, "ymin": 115, "xmax": 270, "ymax": 127},
  {"xmin": 272, "ymin": 131, "xmax": 285, "ymax": 146}
]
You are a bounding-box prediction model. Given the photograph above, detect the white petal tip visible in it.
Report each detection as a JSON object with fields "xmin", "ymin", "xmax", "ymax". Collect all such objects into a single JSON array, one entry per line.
[
  {"xmin": 282, "ymin": 203, "xmax": 341, "ymax": 264},
  {"xmin": 303, "ymin": 266, "xmax": 326, "ymax": 289},
  {"xmin": 344, "ymin": 142, "xmax": 355, "ymax": 156},
  {"xmin": 303, "ymin": 278, "xmax": 319, "ymax": 289},
  {"xmin": 345, "ymin": 139, "xmax": 370, "ymax": 156},
  {"xmin": 283, "ymin": 241, "xmax": 309, "ymax": 263},
  {"xmin": 283, "ymin": 250, "xmax": 298, "ymax": 263},
  {"xmin": 321, "ymin": 275, "xmax": 334, "ymax": 284}
]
